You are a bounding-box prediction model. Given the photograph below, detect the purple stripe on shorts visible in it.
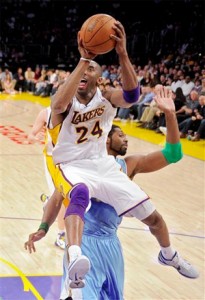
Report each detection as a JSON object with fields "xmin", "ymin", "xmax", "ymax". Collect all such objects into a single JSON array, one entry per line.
[{"xmin": 119, "ymin": 197, "xmax": 150, "ymax": 217}]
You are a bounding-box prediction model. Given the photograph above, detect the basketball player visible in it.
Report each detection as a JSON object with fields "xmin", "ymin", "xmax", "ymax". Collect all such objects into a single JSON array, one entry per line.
[
  {"xmin": 44, "ymin": 19, "xmax": 142, "ymax": 288},
  {"xmin": 28, "ymin": 107, "xmax": 66, "ymax": 250},
  {"xmin": 43, "ymin": 20, "xmax": 199, "ymax": 288}
]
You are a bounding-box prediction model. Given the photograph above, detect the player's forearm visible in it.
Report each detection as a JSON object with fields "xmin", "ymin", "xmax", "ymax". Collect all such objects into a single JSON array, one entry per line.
[
  {"xmin": 41, "ymin": 203, "xmax": 61, "ymax": 228},
  {"xmin": 51, "ymin": 59, "xmax": 90, "ymax": 114},
  {"xmin": 41, "ymin": 193, "xmax": 63, "ymax": 228},
  {"xmin": 118, "ymin": 53, "xmax": 138, "ymax": 90},
  {"xmin": 165, "ymin": 111, "xmax": 180, "ymax": 144}
]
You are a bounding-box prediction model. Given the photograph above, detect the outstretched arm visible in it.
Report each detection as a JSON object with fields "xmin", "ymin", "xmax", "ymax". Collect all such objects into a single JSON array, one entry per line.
[
  {"xmin": 24, "ymin": 189, "xmax": 64, "ymax": 253},
  {"xmin": 125, "ymin": 86, "xmax": 183, "ymax": 177},
  {"xmin": 27, "ymin": 108, "xmax": 47, "ymax": 143}
]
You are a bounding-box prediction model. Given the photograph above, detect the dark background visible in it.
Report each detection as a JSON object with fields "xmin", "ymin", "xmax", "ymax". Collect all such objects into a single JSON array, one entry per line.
[{"xmin": 0, "ymin": 0, "xmax": 204, "ymax": 70}]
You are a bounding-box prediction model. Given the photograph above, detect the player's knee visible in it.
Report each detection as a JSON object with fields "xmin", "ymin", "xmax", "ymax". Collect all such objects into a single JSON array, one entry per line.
[
  {"xmin": 70, "ymin": 183, "xmax": 89, "ymax": 207},
  {"xmin": 64, "ymin": 183, "xmax": 89, "ymax": 221}
]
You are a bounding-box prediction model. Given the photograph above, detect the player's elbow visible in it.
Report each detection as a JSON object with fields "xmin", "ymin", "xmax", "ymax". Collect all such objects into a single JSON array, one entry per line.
[
  {"xmin": 161, "ymin": 142, "xmax": 183, "ymax": 164},
  {"xmin": 170, "ymin": 151, "xmax": 183, "ymax": 163}
]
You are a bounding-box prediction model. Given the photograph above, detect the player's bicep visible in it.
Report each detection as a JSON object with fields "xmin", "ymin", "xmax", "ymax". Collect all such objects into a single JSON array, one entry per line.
[
  {"xmin": 126, "ymin": 152, "xmax": 168, "ymax": 175},
  {"xmin": 137, "ymin": 151, "xmax": 168, "ymax": 173}
]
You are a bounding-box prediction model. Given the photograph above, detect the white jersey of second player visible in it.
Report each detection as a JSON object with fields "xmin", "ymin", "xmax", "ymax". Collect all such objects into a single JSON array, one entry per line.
[{"xmin": 52, "ymin": 88, "xmax": 117, "ymax": 164}]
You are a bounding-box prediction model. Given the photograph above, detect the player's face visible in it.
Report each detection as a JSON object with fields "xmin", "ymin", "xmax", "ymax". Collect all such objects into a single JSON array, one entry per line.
[
  {"xmin": 109, "ymin": 129, "xmax": 128, "ymax": 156},
  {"xmin": 77, "ymin": 62, "xmax": 101, "ymax": 95}
]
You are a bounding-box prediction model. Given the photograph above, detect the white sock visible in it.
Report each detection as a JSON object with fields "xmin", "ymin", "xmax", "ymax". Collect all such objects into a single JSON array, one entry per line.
[
  {"xmin": 161, "ymin": 246, "xmax": 176, "ymax": 259},
  {"xmin": 68, "ymin": 245, "xmax": 82, "ymax": 262}
]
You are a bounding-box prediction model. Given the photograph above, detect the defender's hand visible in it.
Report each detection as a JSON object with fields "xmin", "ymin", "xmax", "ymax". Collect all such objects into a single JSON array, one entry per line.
[{"xmin": 24, "ymin": 230, "xmax": 46, "ymax": 253}]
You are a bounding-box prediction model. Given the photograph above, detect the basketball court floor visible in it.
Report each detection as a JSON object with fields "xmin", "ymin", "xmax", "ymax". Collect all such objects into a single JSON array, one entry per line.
[{"xmin": 0, "ymin": 93, "xmax": 204, "ymax": 299}]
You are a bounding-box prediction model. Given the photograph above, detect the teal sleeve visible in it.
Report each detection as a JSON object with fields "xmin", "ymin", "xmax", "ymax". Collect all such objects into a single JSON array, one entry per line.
[{"xmin": 161, "ymin": 142, "xmax": 183, "ymax": 164}]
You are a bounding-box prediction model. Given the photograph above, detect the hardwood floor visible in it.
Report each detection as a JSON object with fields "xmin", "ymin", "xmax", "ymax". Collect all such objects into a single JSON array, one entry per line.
[{"xmin": 0, "ymin": 96, "xmax": 204, "ymax": 300}]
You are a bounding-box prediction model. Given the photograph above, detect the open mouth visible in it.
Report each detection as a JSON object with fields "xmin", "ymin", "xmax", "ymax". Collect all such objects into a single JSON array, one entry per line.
[{"xmin": 79, "ymin": 79, "xmax": 88, "ymax": 89}]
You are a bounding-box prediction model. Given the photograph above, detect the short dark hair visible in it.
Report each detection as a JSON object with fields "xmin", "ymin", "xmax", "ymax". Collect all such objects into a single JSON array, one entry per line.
[{"xmin": 108, "ymin": 124, "xmax": 121, "ymax": 138}]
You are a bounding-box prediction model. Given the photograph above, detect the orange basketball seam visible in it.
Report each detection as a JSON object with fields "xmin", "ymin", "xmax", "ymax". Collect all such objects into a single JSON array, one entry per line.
[
  {"xmin": 85, "ymin": 38, "xmax": 114, "ymax": 48},
  {"xmin": 84, "ymin": 17, "xmax": 114, "ymax": 44}
]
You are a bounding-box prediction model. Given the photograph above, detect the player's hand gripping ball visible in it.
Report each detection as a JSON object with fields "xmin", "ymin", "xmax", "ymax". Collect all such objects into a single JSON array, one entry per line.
[{"xmin": 79, "ymin": 14, "xmax": 117, "ymax": 55}]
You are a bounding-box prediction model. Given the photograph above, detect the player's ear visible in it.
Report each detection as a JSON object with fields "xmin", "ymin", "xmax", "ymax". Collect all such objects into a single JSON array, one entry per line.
[
  {"xmin": 106, "ymin": 136, "xmax": 111, "ymax": 146},
  {"xmin": 97, "ymin": 77, "xmax": 103, "ymax": 84}
]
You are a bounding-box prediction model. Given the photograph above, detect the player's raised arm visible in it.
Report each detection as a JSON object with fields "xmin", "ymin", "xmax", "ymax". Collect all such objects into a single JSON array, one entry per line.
[
  {"xmin": 126, "ymin": 86, "xmax": 183, "ymax": 175},
  {"xmin": 108, "ymin": 21, "xmax": 140, "ymax": 108},
  {"xmin": 51, "ymin": 34, "xmax": 96, "ymax": 124}
]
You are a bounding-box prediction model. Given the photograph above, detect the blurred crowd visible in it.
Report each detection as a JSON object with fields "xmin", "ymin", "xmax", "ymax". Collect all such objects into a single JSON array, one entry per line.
[
  {"xmin": 0, "ymin": 0, "xmax": 204, "ymax": 69},
  {"xmin": 0, "ymin": 47, "xmax": 204, "ymax": 141}
]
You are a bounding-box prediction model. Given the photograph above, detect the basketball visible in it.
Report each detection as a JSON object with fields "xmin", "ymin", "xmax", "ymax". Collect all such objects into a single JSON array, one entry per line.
[{"xmin": 79, "ymin": 14, "xmax": 117, "ymax": 55}]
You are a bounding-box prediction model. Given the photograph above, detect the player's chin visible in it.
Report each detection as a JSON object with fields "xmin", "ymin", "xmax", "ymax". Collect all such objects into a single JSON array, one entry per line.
[
  {"xmin": 78, "ymin": 85, "xmax": 87, "ymax": 91},
  {"xmin": 77, "ymin": 86, "xmax": 88, "ymax": 95},
  {"xmin": 119, "ymin": 147, "xmax": 127, "ymax": 156}
]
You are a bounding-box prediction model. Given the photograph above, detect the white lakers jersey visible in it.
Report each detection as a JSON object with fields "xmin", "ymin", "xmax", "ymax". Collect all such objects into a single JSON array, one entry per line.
[{"xmin": 52, "ymin": 88, "xmax": 117, "ymax": 164}]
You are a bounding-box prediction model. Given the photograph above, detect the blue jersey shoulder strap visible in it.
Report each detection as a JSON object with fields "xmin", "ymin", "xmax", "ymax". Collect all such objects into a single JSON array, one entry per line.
[{"xmin": 116, "ymin": 157, "xmax": 127, "ymax": 174}]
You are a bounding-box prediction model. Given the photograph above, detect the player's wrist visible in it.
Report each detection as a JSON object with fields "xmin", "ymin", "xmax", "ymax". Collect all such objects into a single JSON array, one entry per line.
[
  {"xmin": 80, "ymin": 57, "xmax": 92, "ymax": 63},
  {"xmin": 38, "ymin": 222, "xmax": 49, "ymax": 234},
  {"xmin": 164, "ymin": 110, "xmax": 176, "ymax": 118}
]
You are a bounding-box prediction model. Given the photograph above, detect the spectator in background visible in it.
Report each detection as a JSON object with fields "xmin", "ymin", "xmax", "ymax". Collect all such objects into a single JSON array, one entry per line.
[
  {"xmin": 1, "ymin": 68, "xmax": 13, "ymax": 81},
  {"xmin": 13, "ymin": 67, "xmax": 26, "ymax": 92},
  {"xmin": 25, "ymin": 67, "xmax": 35, "ymax": 93},
  {"xmin": 109, "ymin": 65, "xmax": 118, "ymax": 83},
  {"xmin": 140, "ymin": 71, "xmax": 152, "ymax": 87},
  {"xmin": 176, "ymin": 90, "xmax": 199, "ymax": 123},
  {"xmin": 159, "ymin": 74, "xmax": 167, "ymax": 86},
  {"xmin": 200, "ymin": 78, "xmax": 205, "ymax": 96},
  {"xmin": 179, "ymin": 95, "xmax": 205, "ymax": 138},
  {"xmin": 33, "ymin": 66, "xmax": 42, "ymax": 84},
  {"xmin": 139, "ymin": 84, "xmax": 162, "ymax": 129},
  {"xmin": 41, "ymin": 69, "xmax": 58, "ymax": 97},
  {"xmin": 33, "ymin": 69, "xmax": 48, "ymax": 96},
  {"xmin": 174, "ymin": 87, "xmax": 187, "ymax": 110},
  {"xmin": 2, "ymin": 73, "xmax": 17, "ymax": 94},
  {"xmin": 101, "ymin": 64, "xmax": 110, "ymax": 79},
  {"xmin": 136, "ymin": 69, "xmax": 144, "ymax": 84},
  {"xmin": 193, "ymin": 78, "xmax": 202, "ymax": 94},
  {"xmin": 181, "ymin": 76, "xmax": 195, "ymax": 98},
  {"xmin": 134, "ymin": 82, "xmax": 157, "ymax": 120},
  {"xmin": 191, "ymin": 119, "xmax": 205, "ymax": 141},
  {"xmin": 156, "ymin": 87, "xmax": 186, "ymax": 134},
  {"xmin": 139, "ymin": 98, "xmax": 159, "ymax": 129}
]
